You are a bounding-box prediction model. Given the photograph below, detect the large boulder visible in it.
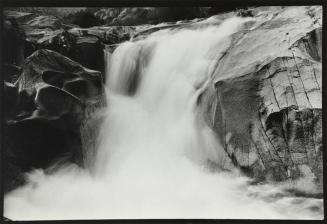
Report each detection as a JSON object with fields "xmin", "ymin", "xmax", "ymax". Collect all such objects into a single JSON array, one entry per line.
[
  {"xmin": 204, "ymin": 6, "xmax": 322, "ymax": 189},
  {"xmin": 18, "ymin": 49, "xmax": 102, "ymax": 95},
  {"xmin": 4, "ymin": 10, "xmax": 77, "ymax": 59},
  {"xmin": 4, "ymin": 11, "xmax": 62, "ymax": 60},
  {"xmin": 24, "ymin": 28, "xmax": 106, "ymax": 71},
  {"xmin": 4, "ymin": 49, "xmax": 105, "ymax": 192}
]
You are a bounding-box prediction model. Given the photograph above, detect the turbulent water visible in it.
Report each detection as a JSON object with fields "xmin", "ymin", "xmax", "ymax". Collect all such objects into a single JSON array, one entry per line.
[{"xmin": 4, "ymin": 17, "xmax": 323, "ymax": 220}]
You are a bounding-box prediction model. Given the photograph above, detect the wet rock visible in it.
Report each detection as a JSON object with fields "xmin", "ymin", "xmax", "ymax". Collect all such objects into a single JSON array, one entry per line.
[
  {"xmin": 69, "ymin": 26, "xmax": 135, "ymax": 44},
  {"xmin": 4, "ymin": 64, "xmax": 22, "ymax": 83},
  {"xmin": 4, "ymin": 49, "xmax": 105, "ymax": 191},
  {"xmin": 18, "ymin": 49, "xmax": 102, "ymax": 94},
  {"xmin": 5, "ymin": 118, "xmax": 81, "ymax": 170},
  {"xmin": 25, "ymin": 28, "xmax": 105, "ymax": 70},
  {"xmin": 291, "ymin": 27, "xmax": 322, "ymax": 61},
  {"xmin": 208, "ymin": 6, "xmax": 322, "ymax": 187},
  {"xmin": 4, "ymin": 10, "xmax": 76, "ymax": 60},
  {"xmin": 24, "ymin": 15, "xmax": 62, "ymax": 30},
  {"xmin": 4, "ymin": 10, "xmax": 137, "ymax": 70},
  {"xmin": 35, "ymin": 84, "xmax": 83, "ymax": 117},
  {"xmin": 237, "ymin": 8, "xmax": 254, "ymax": 17}
]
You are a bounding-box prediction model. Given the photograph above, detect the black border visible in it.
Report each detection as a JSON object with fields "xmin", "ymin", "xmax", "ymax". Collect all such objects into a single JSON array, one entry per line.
[
  {"xmin": 0, "ymin": 0, "xmax": 326, "ymax": 223},
  {"xmin": 1, "ymin": 0, "xmax": 326, "ymax": 7}
]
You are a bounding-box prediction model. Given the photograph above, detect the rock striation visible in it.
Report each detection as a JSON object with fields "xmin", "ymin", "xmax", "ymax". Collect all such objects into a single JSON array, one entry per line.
[{"xmin": 203, "ymin": 6, "xmax": 323, "ymax": 190}]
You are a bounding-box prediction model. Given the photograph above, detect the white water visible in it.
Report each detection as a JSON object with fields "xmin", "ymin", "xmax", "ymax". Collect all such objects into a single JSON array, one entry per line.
[{"xmin": 4, "ymin": 17, "xmax": 323, "ymax": 220}]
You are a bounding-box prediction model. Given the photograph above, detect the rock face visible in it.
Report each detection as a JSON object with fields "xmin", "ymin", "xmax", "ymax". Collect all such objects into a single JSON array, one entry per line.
[
  {"xmin": 95, "ymin": 7, "xmax": 210, "ymax": 26},
  {"xmin": 24, "ymin": 15, "xmax": 62, "ymax": 30},
  {"xmin": 3, "ymin": 17, "xmax": 26, "ymax": 66},
  {"xmin": 69, "ymin": 26, "xmax": 135, "ymax": 44},
  {"xmin": 204, "ymin": 6, "xmax": 322, "ymax": 189},
  {"xmin": 73, "ymin": 36, "xmax": 104, "ymax": 70},
  {"xmin": 4, "ymin": 49, "xmax": 104, "ymax": 193},
  {"xmin": 4, "ymin": 10, "xmax": 137, "ymax": 71}
]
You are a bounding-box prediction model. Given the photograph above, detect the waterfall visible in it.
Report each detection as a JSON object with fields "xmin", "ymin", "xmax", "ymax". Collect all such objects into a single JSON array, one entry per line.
[{"xmin": 4, "ymin": 17, "xmax": 323, "ymax": 220}]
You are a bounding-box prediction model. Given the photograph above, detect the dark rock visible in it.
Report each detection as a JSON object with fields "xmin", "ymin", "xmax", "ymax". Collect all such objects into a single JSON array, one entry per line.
[
  {"xmin": 26, "ymin": 29, "xmax": 77, "ymax": 59},
  {"xmin": 4, "ymin": 64, "xmax": 22, "ymax": 83},
  {"xmin": 69, "ymin": 26, "xmax": 135, "ymax": 45},
  {"xmin": 15, "ymin": 89, "xmax": 37, "ymax": 120},
  {"xmin": 4, "ymin": 10, "xmax": 136, "ymax": 70},
  {"xmin": 4, "ymin": 82, "xmax": 19, "ymax": 119},
  {"xmin": 3, "ymin": 18, "xmax": 26, "ymax": 66},
  {"xmin": 25, "ymin": 29, "xmax": 105, "ymax": 71},
  {"xmin": 73, "ymin": 36, "xmax": 104, "ymax": 71},
  {"xmin": 3, "ymin": 158, "xmax": 26, "ymax": 193},
  {"xmin": 4, "ymin": 10, "xmax": 36, "ymax": 24},
  {"xmin": 42, "ymin": 70, "xmax": 79, "ymax": 87},
  {"xmin": 24, "ymin": 39, "xmax": 37, "ymax": 58},
  {"xmin": 64, "ymin": 9, "xmax": 103, "ymax": 28},
  {"xmin": 237, "ymin": 8, "xmax": 254, "ymax": 17},
  {"xmin": 18, "ymin": 49, "xmax": 102, "ymax": 94},
  {"xmin": 4, "ymin": 49, "xmax": 105, "ymax": 192},
  {"xmin": 95, "ymin": 7, "xmax": 209, "ymax": 26},
  {"xmin": 62, "ymin": 78, "xmax": 102, "ymax": 100},
  {"xmin": 35, "ymin": 84, "xmax": 83, "ymax": 117},
  {"xmin": 5, "ymin": 118, "xmax": 81, "ymax": 170}
]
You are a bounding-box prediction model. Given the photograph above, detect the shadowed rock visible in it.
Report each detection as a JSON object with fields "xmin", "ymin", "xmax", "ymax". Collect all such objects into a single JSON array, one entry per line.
[
  {"xmin": 3, "ymin": 18, "xmax": 26, "ymax": 66},
  {"xmin": 73, "ymin": 36, "xmax": 104, "ymax": 71},
  {"xmin": 4, "ymin": 82, "xmax": 19, "ymax": 119},
  {"xmin": 4, "ymin": 49, "xmax": 104, "ymax": 193},
  {"xmin": 4, "ymin": 64, "xmax": 22, "ymax": 83},
  {"xmin": 18, "ymin": 49, "xmax": 102, "ymax": 94}
]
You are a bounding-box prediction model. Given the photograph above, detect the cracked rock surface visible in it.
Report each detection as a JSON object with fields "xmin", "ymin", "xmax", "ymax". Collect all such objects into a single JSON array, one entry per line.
[{"xmin": 206, "ymin": 6, "xmax": 322, "ymax": 190}]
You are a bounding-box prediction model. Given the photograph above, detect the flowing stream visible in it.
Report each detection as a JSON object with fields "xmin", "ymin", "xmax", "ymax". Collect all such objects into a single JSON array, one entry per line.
[{"xmin": 4, "ymin": 16, "xmax": 323, "ymax": 220}]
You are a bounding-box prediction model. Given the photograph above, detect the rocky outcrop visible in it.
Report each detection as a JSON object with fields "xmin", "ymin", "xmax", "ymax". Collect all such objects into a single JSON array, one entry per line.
[
  {"xmin": 95, "ymin": 7, "xmax": 210, "ymax": 26},
  {"xmin": 72, "ymin": 36, "xmax": 104, "ymax": 70},
  {"xmin": 3, "ymin": 17, "xmax": 26, "ymax": 66},
  {"xmin": 24, "ymin": 15, "xmax": 62, "ymax": 30},
  {"xmin": 4, "ymin": 49, "xmax": 105, "ymax": 192},
  {"xmin": 4, "ymin": 10, "xmax": 136, "ymax": 71},
  {"xmin": 69, "ymin": 26, "xmax": 135, "ymax": 44},
  {"xmin": 18, "ymin": 49, "xmax": 103, "ymax": 93},
  {"xmin": 205, "ymin": 6, "xmax": 322, "ymax": 189},
  {"xmin": 4, "ymin": 10, "xmax": 36, "ymax": 24}
]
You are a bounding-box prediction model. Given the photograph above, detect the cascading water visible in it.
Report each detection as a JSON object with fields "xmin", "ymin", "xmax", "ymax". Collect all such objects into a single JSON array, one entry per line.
[{"xmin": 4, "ymin": 16, "xmax": 323, "ymax": 220}]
